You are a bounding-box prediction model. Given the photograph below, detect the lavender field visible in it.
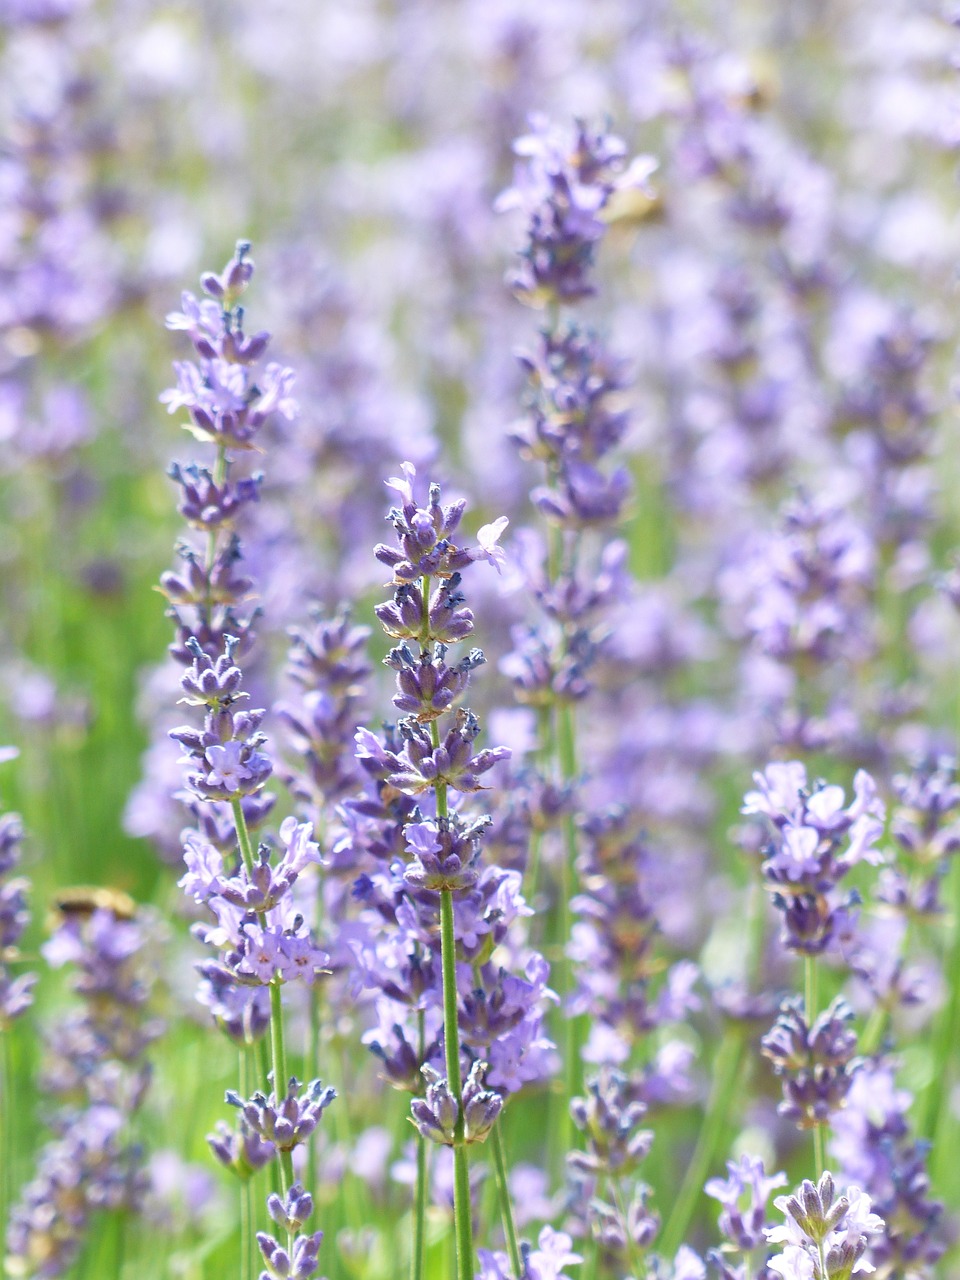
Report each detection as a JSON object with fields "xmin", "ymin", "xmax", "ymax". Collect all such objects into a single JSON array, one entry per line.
[{"xmin": 2, "ymin": 1, "xmax": 959, "ymax": 1278}]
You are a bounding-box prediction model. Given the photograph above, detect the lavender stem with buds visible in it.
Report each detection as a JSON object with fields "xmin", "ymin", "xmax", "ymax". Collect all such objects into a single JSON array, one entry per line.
[
  {"xmin": 367, "ymin": 466, "xmax": 513, "ymax": 1279},
  {"xmin": 162, "ymin": 245, "xmax": 331, "ymax": 1280}
]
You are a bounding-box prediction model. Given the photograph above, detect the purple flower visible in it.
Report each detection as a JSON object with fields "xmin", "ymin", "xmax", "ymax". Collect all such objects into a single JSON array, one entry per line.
[
  {"xmin": 256, "ymin": 1228, "xmax": 324, "ymax": 1280},
  {"xmin": 742, "ymin": 762, "xmax": 884, "ymax": 953},
  {"xmin": 410, "ymin": 1060, "xmax": 503, "ymax": 1146},
  {"xmin": 227, "ymin": 1077, "xmax": 336, "ymax": 1153},
  {"xmin": 705, "ymin": 1154, "xmax": 786, "ymax": 1253},
  {"xmin": 471, "ymin": 517, "xmax": 509, "ymax": 574},
  {"xmin": 403, "ymin": 816, "xmax": 485, "ymax": 892},
  {"xmin": 766, "ymin": 1173, "xmax": 884, "ymax": 1280},
  {"xmin": 207, "ymin": 1118, "xmax": 275, "ymax": 1179},
  {"xmin": 568, "ymin": 1068, "xmax": 653, "ymax": 1177},
  {"xmin": 830, "ymin": 1060, "xmax": 944, "ymax": 1273},
  {"xmin": 498, "ymin": 115, "xmax": 656, "ymax": 306},
  {"xmin": 267, "ymin": 1182, "xmax": 314, "ymax": 1234},
  {"xmin": 761, "ymin": 996, "xmax": 861, "ymax": 1129}
]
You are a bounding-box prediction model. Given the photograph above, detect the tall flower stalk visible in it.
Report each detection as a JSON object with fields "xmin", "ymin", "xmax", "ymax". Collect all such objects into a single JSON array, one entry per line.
[
  {"xmin": 160, "ymin": 245, "xmax": 331, "ymax": 1277},
  {"xmin": 360, "ymin": 462, "xmax": 527, "ymax": 1278},
  {"xmin": 497, "ymin": 116, "xmax": 658, "ymax": 1165},
  {"xmin": 743, "ymin": 763, "xmax": 885, "ymax": 1179}
]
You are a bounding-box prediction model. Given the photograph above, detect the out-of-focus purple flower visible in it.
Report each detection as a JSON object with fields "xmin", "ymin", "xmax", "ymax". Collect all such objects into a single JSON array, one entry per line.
[
  {"xmin": 6, "ymin": 1104, "xmax": 147, "ymax": 1280},
  {"xmin": 207, "ymin": 1118, "xmax": 275, "ymax": 1179},
  {"xmin": 761, "ymin": 996, "xmax": 861, "ymax": 1130},
  {"xmin": 742, "ymin": 762, "xmax": 884, "ymax": 954},
  {"xmin": 478, "ymin": 1226, "xmax": 583, "ymax": 1280},
  {"xmin": 568, "ymin": 1067, "xmax": 653, "ymax": 1178},
  {"xmin": 143, "ymin": 1151, "xmax": 220, "ymax": 1232},
  {"xmin": 0, "ymin": 781, "xmax": 34, "ymax": 1026},
  {"xmin": 276, "ymin": 608, "xmax": 371, "ymax": 817},
  {"xmin": 7, "ymin": 898, "xmax": 160, "ymax": 1278},
  {"xmin": 706, "ymin": 1157, "xmax": 788, "ymax": 1254},
  {"xmin": 830, "ymin": 1059, "xmax": 944, "ymax": 1274},
  {"xmin": 498, "ymin": 115, "xmax": 656, "ymax": 307}
]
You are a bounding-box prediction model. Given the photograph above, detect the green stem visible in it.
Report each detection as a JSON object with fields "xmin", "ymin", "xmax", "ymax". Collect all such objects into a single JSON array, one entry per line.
[
  {"xmin": 927, "ymin": 862, "xmax": 960, "ymax": 1152},
  {"xmin": 232, "ymin": 797, "xmax": 258, "ymax": 880},
  {"xmin": 550, "ymin": 699, "xmax": 581, "ymax": 1174},
  {"xmin": 524, "ymin": 826, "xmax": 545, "ymax": 913},
  {"xmin": 425, "ymin": 648, "xmax": 472, "ymax": 1278},
  {"xmin": 412, "ymin": 1009, "xmax": 427, "ymax": 1280},
  {"xmin": 860, "ymin": 1005, "xmax": 887, "ymax": 1059},
  {"xmin": 803, "ymin": 955, "xmax": 818, "ymax": 1027},
  {"xmin": 269, "ymin": 981, "xmax": 295, "ymax": 1195},
  {"xmin": 490, "ymin": 1119, "xmax": 522, "ymax": 1279},
  {"xmin": 0, "ymin": 1029, "xmax": 9, "ymax": 1269},
  {"xmin": 411, "ymin": 1135, "xmax": 428, "ymax": 1280},
  {"xmin": 307, "ymin": 985, "xmax": 319, "ymax": 1200},
  {"xmin": 440, "ymin": 889, "xmax": 473, "ymax": 1279},
  {"xmin": 240, "ymin": 1171, "xmax": 253, "ymax": 1280},
  {"xmin": 804, "ymin": 956, "xmax": 823, "ymax": 1179},
  {"xmin": 240, "ymin": 1047, "xmax": 253, "ymax": 1280},
  {"xmin": 813, "ymin": 1123, "xmax": 825, "ymax": 1181},
  {"xmin": 307, "ymin": 864, "xmax": 325, "ymax": 1201},
  {"xmin": 452, "ymin": 1147, "xmax": 473, "ymax": 1280},
  {"xmin": 659, "ymin": 1025, "xmax": 745, "ymax": 1258}
]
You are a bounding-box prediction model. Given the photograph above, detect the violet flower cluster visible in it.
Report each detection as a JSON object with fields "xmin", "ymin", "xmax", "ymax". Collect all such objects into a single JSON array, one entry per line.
[
  {"xmin": 6, "ymin": 899, "xmax": 160, "ymax": 1279},
  {"xmin": 565, "ymin": 1066, "xmax": 660, "ymax": 1271},
  {"xmin": 160, "ymin": 240, "xmax": 296, "ymax": 664},
  {"xmin": 760, "ymin": 996, "xmax": 862, "ymax": 1132},
  {"xmin": 497, "ymin": 118, "xmax": 652, "ymax": 775},
  {"xmin": 764, "ymin": 1173, "xmax": 884, "ymax": 1280},
  {"xmin": 498, "ymin": 120, "xmax": 686, "ymax": 1139},
  {"xmin": 830, "ymin": 1059, "xmax": 944, "ymax": 1274},
  {"xmin": 742, "ymin": 762, "xmax": 885, "ymax": 956},
  {"xmin": 0, "ymin": 749, "xmax": 34, "ymax": 1027},
  {"xmin": 726, "ymin": 495, "xmax": 876, "ymax": 757},
  {"xmin": 0, "ymin": 0, "xmax": 125, "ymax": 462},
  {"xmin": 159, "ymin": 250, "xmax": 332, "ymax": 1280},
  {"xmin": 705, "ymin": 1154, "xmax": 786, "ymax": 1280},
  {"xmin": 496, "ymin": 114, "xmax": 656, "ymax": 308},
  {"xmin": 276, "ymin": 608, "xmax": 372, "ymax": 823},
  {"xmin": 346, "ymin": 464, "xmax": 556, "ymax": 1109},
  {"xmin": 568, "ymin": 808, "xmax": 701, "ymax": 1067},
  {"xmin": 478, "ymin": 1226, "xmax": 582, "ymax": 1280}
]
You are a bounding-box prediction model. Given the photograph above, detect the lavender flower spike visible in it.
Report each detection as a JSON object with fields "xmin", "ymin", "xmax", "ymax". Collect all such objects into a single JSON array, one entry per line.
[
  {"xmin": 256, "ymin": 1226, "xmax": 325, "ymax": 1280},
  {"xmin": 410, "ymin": 1061, "xmax": 503, "ymax": 1146},
  {"xmin": 765, "ymin": 1172, "xmax": 884, "ymax": 1279},
  {"xmin": 498, "ymin": 116, "xmax": 657, "ymax": 307},
  {"xmin": 226, "ymin": 1077, "xmax": 336, "ymax": 1152}
]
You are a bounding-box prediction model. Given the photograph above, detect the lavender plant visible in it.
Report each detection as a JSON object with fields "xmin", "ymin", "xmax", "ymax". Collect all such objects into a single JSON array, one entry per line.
[
  {"xmin": 5, "ymin": 5, "xmax": 960, "ymax": 1280},
  {"xmin": 6, "ymin": 895, "xmax": 159, "ymax": 1279},
  {"xmin": 160, "ymin": 246, "xmax": 332, "ymax": 1280},
  {"xmin": 355, "ymin": 461, "xmax": 561, "ymax": 1278}
]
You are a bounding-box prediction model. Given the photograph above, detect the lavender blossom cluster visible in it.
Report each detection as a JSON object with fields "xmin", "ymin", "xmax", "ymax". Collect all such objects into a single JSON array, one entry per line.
[{"xmin": 7, "ymin": 4, "xmax": 960, "ymax": 1278}]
